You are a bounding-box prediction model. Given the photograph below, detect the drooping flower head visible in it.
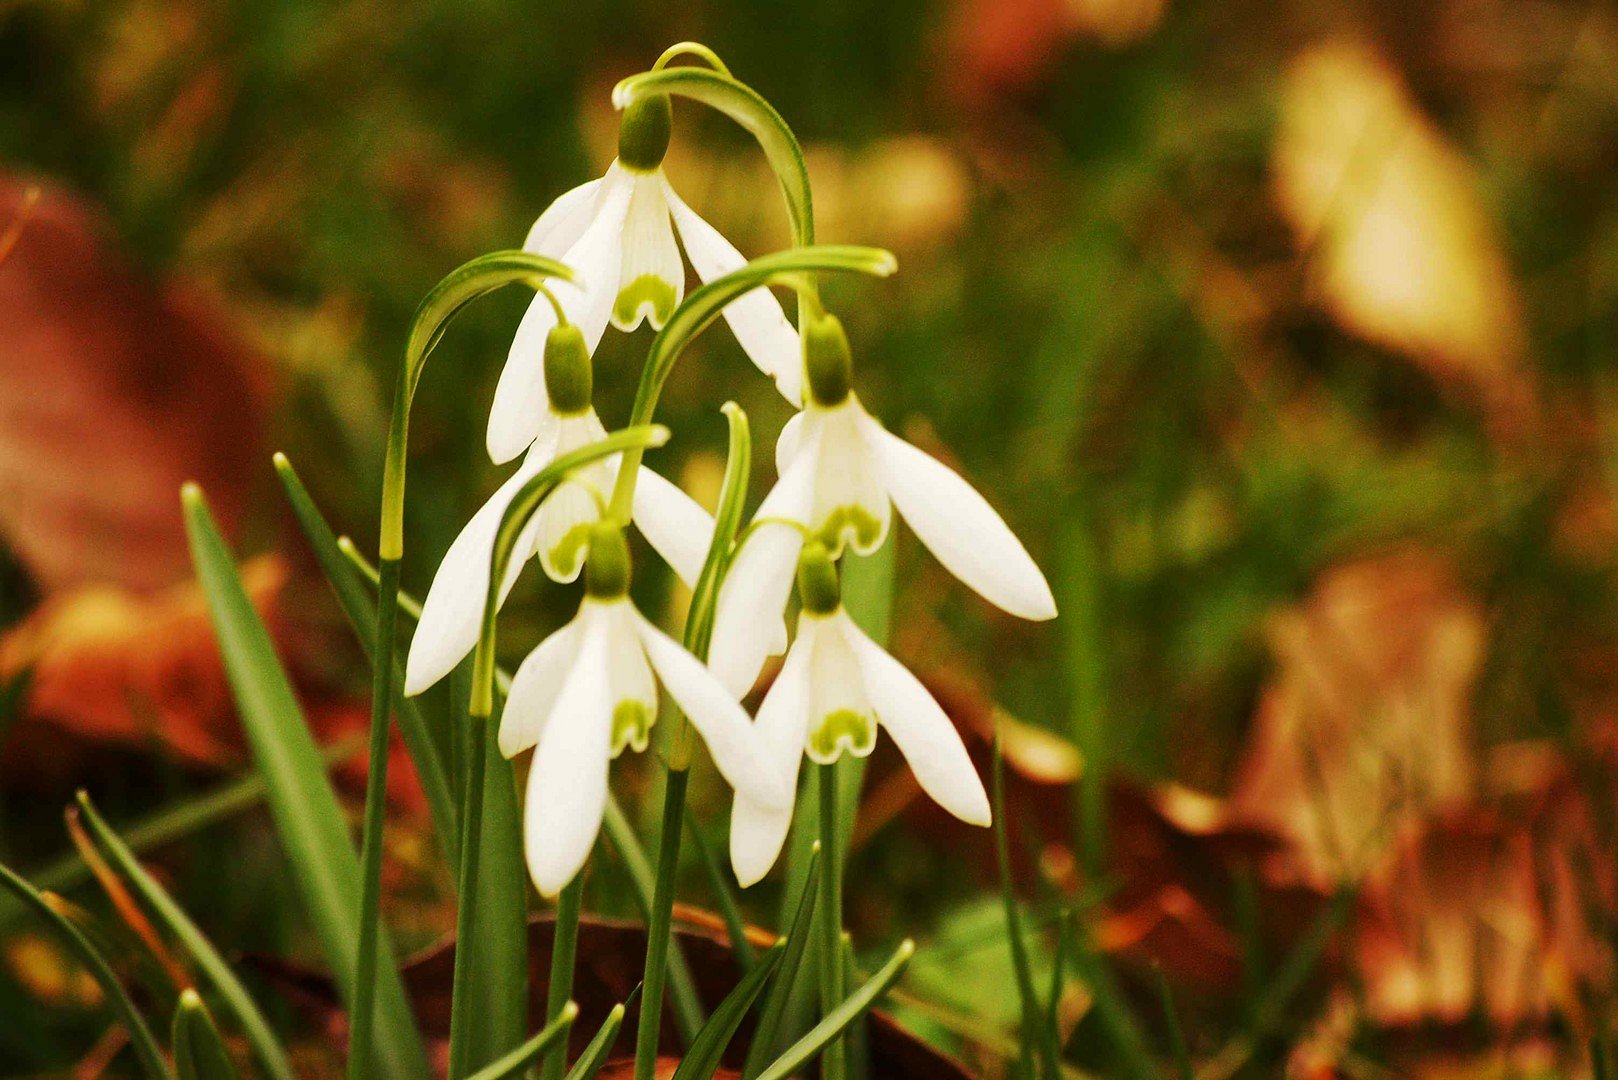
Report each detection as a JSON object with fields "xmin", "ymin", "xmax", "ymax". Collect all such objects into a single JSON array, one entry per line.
[
  {"xmin": 709, "ymin": 312, "xmax": 1057, "ymax": 699},
  {"xmin": 504, "ymin": 522, "xmax": 789, "ymax": 895},
  {"xmin": 487, "ymin": 93, "xmax": 804, "ymax": 464},
  {"xmin": 405, "ymin": 321, "xmax": 714, "ymax": 697},
  {"xmin": 730, "ymin": 541, "xmax": 990, "ymax": 887}
]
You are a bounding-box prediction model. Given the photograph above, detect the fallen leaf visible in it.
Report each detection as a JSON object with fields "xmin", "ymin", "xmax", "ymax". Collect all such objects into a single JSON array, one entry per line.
[{"xmin": 0, "ymin": 177, "xmax": 268, "ymax": 595}]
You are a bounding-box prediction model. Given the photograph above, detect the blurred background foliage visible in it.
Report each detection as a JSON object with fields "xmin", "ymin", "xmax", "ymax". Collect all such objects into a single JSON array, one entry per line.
[{"xmin": 4, "ymin": 0, "xmax": 1618, "ymax": 1075}]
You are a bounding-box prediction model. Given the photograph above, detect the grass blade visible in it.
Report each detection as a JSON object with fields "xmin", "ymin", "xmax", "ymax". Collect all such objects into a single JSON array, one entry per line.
[
  {"xmin": 463, "ymin": 1002, "xmax": 578, "ymax": 1080},
  {"xmin": 742, "ymin": 843, "xmax": 820, "ymax": 1080},
  {"xmin": 172, "ymin": 990, "xmax": 240, "ymax": 1080},
  {"xmin": 76, "ymin": 792, "xmax": 297, "ymax": 1080},
  {"xmin": 181, "ymin": 484, "xmax": 429, "ymax": 1079},
  {"xmin": 1155, "ymin": 966, "xmax": 1192, "ymax": 1080},
  {"xmin": 686, "ymin": 806, "xmax": 755, "ymax": 972},
  {"xmin": 562, "ymin": 999, "xmax": 630, "ymax": 1080},
  {"xmin": 0, "ymin": 861, "xmax": 172, "ymax": 1079},
  {"xmin": 672, "ymin": 942, "xmax": 786, "ymax": 1080},
  {"xmin": 274, "ymin": 453, "xmax": 458, "ymax": 867},
  {"xmin": 995, "ymin": 734, "xmax": 1063, "ymax": 1080},
  {"xmin": 753, "ymin": 939, "xmax": 914, "ymax": 1080}
]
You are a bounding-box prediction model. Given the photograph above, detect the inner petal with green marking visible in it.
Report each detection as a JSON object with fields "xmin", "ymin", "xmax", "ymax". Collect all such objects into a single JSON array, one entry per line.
[
  {"xmin": 807, "ymin": 707, "xmax": 877, "ymax": 764},
  {"xmin": 610, "ymin": 699, "xmax": 655, "ymax": 757}
]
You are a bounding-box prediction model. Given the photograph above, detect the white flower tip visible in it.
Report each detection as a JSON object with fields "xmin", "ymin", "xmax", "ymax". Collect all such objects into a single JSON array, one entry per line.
[
  {"xmin": 1018, "ymin": 580, "xmax": 1059, "ymax": 622},
  {"xmin": 402, "ymin": 650, "xmax": 437, "ymax": 698},
  {"xmin": 611, "ymin": 81, "xmax": 633, "ymax": 109},
  {"xmin": 960, "ymin": 795, "xmax": 993, "ymax": 828},
  {"xmin": 486, "ymin": 420, "xmax": 533, "ymax": 466}
]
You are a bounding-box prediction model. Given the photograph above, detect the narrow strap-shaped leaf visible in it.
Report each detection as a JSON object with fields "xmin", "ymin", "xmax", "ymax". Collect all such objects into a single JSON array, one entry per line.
[
  {"xmin": 181, "ymin": 485, "xmax": 430, "ymax": 1079},
  {"xmin": 76, "ymin": 793, "xmax": 297, "ymax": 1080},
  {"xmin": 463, "ymin": 1002, "xmax": 578, "ymax": 1080},
  {"xmin": 541, "ymin": 878, "xmax": 585, "ymax": 1080},
  {"xmin": 995, "ymin": 734, "xmax": 1063, "ymax": 1080},
  {"xmin": 685, "ymin": 807, "xmax": 754, "ymax": 973},
  {"xmin": 671, "ymin": 942, "xmax": 786, "ymax": 1080},
  {"xmin": 172, "ymin": 990, "xmax": 240, "ymax": 1080},
  {"xmin": 561, "ymin": 1000, "xmax": 630, "ymax": 1080},
  {"xmin": 0, "ymin": 861, "xmax": 173, "ymax": 1079},
  {"xmin": 274, "ymin": 453, "xmax": 458, "ymax": 866},
  {"xmin": 1153, "ymin": 966, "xmax": 1191, "ymax": 1080},
  {"xmin": 741, "ymin": 843, "xmax": 820, "ymax": 1080},
  {"xmin": 752, "ymin": 939, "xmax": 915, "ymax": 1080}
]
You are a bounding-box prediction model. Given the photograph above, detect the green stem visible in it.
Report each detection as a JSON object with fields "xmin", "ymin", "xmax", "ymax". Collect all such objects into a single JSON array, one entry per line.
[
  {"xmin": 633, "ymin": 766, "xmax": 691, "ymax": 1080},
  {"xmin": 540, "ymin": 878, "xmax": 584, "ymax": 1080},
  {"xmin": 346, "ymin": 556, "xmax": 400, "ymax": 1080},
  {"xmin": 817, "ymin": 765, "xmax": 845, "ymax": 1080},
  {"xmin": 448, "ymin": 716, "xmax": 491, "ymax": 1079}
]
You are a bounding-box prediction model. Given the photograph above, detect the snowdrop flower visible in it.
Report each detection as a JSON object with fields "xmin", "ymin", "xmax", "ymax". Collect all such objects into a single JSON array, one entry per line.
[
  {"xmin": 503, "ymin": 523, "xmax": 790, "ymax": 895},
  {"xmin": 730, "ymin": 542, "xmax": 990, "ymax": 886},
  {"xmin": 488, "ymin": 94, "xmax": 802, "ymax": 464},
  {"xmin": 709, "ymin": 314, "xmax": 1057, "ymax": 698},
  {"xmin": 405, "ymin": 323, "xmax": 714, "ymax": 697}
]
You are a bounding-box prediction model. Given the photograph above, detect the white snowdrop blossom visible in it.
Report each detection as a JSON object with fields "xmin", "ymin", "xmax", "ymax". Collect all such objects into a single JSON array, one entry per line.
[
  {"xmin": 502, "ymin": 525, "xmax": 790, "ymax": 895},
  {"xmin": 708, "ymin": 316, "xmax": 1057, "ymax": 699},
  {"xmin": 729, "ymin": 543, "xmax": 990, "ymax": 887},
  {"xmin": 404, "ymin": 325, "xmax": 714, "ymax": 697},
  {"xmin": 487, "ymin": 96, "xmax": 802, "ymax": 464}
]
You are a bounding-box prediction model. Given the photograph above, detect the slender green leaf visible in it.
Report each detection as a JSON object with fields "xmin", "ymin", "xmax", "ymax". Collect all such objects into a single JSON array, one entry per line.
[
  {"xmin": 742, "ymin": 843, "xmax": 820, "ymax": 1080},
  {"xmin": 1154, "ymin": 966, "xmax": 1191, "ymax": 1080},
  {"xmin": 0, "ymin": 861, "xmax": 173, "ymax": 1079},
  {"xmin": 181, "ymin": 484, "xmax": 429, "ymax": 1079},
  {"xmin": 686, "ymin": 807, "xmax": 754, "ymax": 972},
  {"xmin": 76, "ymin": 792, "xmax": 297, "ymax": 1080},
  {"xmin": 1066, "ymin": 919, "xmax": 1155, "ymax": 1080},
  {"xmin": 463, "ymin": 1002, "xmax": 577, "ymax": 1080},
  {"xmin": 541, "ymin": 878, "xmax": 584, "ymax": 1080},
  {"xmin": 753, "ymin": 939, "xmax": 915, "ymax": 1080},
  {"xmin": 172, "ymin": 990, "xmax": 240, "ymax": 1080},
  {"xmin": 562, "ymin": 1000, "xmax": 630, "ymax": 1080},
  {"xmin": 671, "ymin": 942, "xmax": 785, "ymax": 1080},
  {"xmin": 995, "ymin": 735, "xmax": 1063, "ymax": 1080},
  {"xmin": 273, "ymin": 453, "xmax": 457, "ymax": 866}
]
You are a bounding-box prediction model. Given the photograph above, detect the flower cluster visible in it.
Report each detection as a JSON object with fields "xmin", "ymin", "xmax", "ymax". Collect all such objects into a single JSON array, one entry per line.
[{"xmin": 404, "ymin": 54, "xmax": 1056, "ymax": 899}]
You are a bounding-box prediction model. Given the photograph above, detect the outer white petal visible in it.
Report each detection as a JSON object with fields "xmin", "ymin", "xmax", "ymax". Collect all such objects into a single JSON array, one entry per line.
[
  {"xmin": 488, "ymin": 171, "xmax": 632, "ymax": 463},
  {"xmin": 633, "ymin": 610, "xmax": 790, "ymax": 810},
  {"xmin": 864, "ymin": 418, "xmax": 1057, "ymax": 621},
  {"xmin": 730, "ymin": 625, "xmax": 814, "ymax": 887},
  {"xmin": 663, "ymin": 179, "xmax": 803, "ymax": 406},
  {"xmin": 404, "ymin": 444, "xmax": 550, "ymax": 696},
  {"xmin": 775, "ymin": 412, "xmax": 806, "ymax": 477},
  {"xmin": 523, "ymin": 176, "xmax": 605, "ymax": 256},
  {"xmin": 499, "ymin": 615, "xmax": 583, "ymax": 758},
  {"xmin": 840, "ymin": 613, "xmax": 991, "ymax": 826},
  {"xmin": 524, "ymin": 608, "xmax": 614, "ymax": 896},
  {"xmin": 631, "ymin": 466, "xmax": 716, "ymax": 588},
  {"xmin": 612, "ymin": 173, "xmax": 683, "ymax": 331}
]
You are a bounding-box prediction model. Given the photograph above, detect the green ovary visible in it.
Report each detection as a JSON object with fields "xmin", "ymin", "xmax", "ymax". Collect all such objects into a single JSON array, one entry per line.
[
  {"xmin": 807, "ymin": 709, "xmax": 877, "ymax": 764},
  {"xmin": 816, "ymin": 504, "xmax": 884, "ymax": 555},
  {"xmin": 613, "ymin": 275, "xmax": 677, "ymax": 329},
  {"xmin": 611, "ymin": 700, "xmax": 654, "ymax": 757}
]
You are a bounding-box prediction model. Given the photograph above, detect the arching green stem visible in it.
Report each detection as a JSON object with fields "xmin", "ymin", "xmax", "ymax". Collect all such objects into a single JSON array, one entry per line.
[
  {"xmin": 604, "ymin": 245, "xmax": 896, "ymax": 526},
  {"xmin": 358, "ymin": 249, "xmax": 573, "ymax": 1080},
  {"xmin": 651, "ymin": 41, "xmax": 732, "ymax": 76}
]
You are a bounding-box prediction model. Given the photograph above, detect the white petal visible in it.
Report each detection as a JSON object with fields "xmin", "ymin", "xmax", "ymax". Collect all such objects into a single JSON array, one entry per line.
[
  {"xmin": 809, "ymin": 399, "xmax": 890, "ymax": 557},
  {"xmin": 803, "ymin": 614, "xmax": 876, "ymax": 764},
  {"xmin": 488, "ymin": 171, "xmax": 632, "ymax": 464},
  {"xmin": 840, "ymin": 613, "xmax": 990, "ymax": 826},
  {"xmin": 534, "ymin": 413, "xmax": 613, "ymax": 583},
  {"xmin": 664, "ymin": 179, "xmax": 803, "ymax": 406},
  {"xmin": 403, "ymin": 445, "xmax": 550, "ymax": 696},
  {"xmin": 602, "ymin": 602, "xmax": 657, "ymax": 756},
  {"xmin": 631, "ymin": 466, "xmax": 716, "ymax": 588},
  {"xmin": 524, "ymin": 609, "xmax": 614, "ymax": 896},
  {"xmin": 730, "ymin": 626, "xmax": 814, "ymax": 887},
  {"xmin": 499, "ymin": 615, "xmax": 583, "ymax": 758},
  {"xmin": 708, "ymin": 523, "xmax": 802, "ymax": 699},
  {"xmin": 634, "ymin": 610, "xmax": 790, "ymax": 810},
  {"xmin": 612, "ymin": 173, "xmax": 682, "ymax": 331},
  {"xmin": 864, "ymin": 418, "xmax": 1056, "ymax": 621},
  {"xmin": 523, "ymin": 176, "xmax": 605, "ymax": 256},
  {"xmin": 775, "ymin": 412, "xmax": 806, "ymax": 478}
]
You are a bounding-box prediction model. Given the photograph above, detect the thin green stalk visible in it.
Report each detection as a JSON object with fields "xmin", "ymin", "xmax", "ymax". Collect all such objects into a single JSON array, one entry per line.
[
  {"xmin": 634, "ymin": 766, "xmax": 691, "ymax": 1080},
  {"xmin": 541, "ymin": 879, "xmax": 584, "ymax": 1080},
  {"xmin": 995, "ymin": 735, "xmax": 1063, "ymax": 1080},
  {"xmin": 347, "ymin": 555, "xmax": 399, "ymax": 1080},
  {"xmin": 753, "ymin": 940, "xmax": 914, "ymax": 1080},
  {"xmin": 448, "ymin": 716, "xmax": 491, "ymax": 1079},
  {"xmin": 817, "ymin": 764, "xmax": 845, "ymax": 1080},
  {"xmin": 1154, "ymin": 966, "xmax": 1191, "ymax": 1080},
  {"xmin": 466, "ymin": 1004, "xmax": 577, "ymax": 1080},
  {"xmin": 685, "ymin": 807, "xmax": 755, "ymax": 973}
]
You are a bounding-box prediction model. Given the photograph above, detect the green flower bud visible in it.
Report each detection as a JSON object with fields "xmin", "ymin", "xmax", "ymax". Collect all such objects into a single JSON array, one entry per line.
[
  {"xmin": 543, "ymin": 322, "xmax": 592, "ymax": 415},
  {"xmin": 584, "ymin": 522, "xmax": 631, "ymax": 599},
  {"xmin": 796, "ymin": 540, "xmax": 841, "ymax": 615},
  {"xmin": 617, "ymin": 95, "xmax": 673, "ymax": 173},
  {"xmin": 803, "ymin": 313, "xmax": 853, "ymax": 407}
]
